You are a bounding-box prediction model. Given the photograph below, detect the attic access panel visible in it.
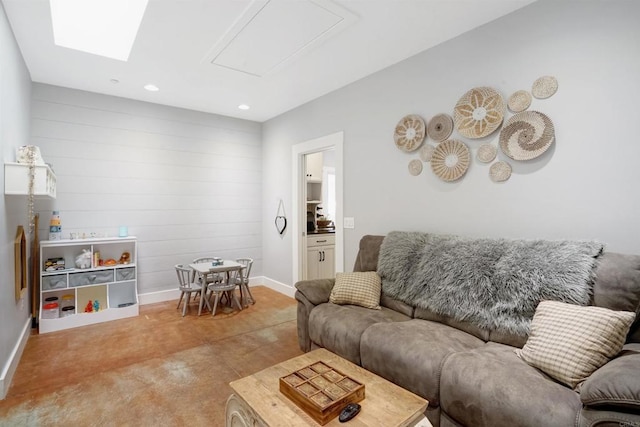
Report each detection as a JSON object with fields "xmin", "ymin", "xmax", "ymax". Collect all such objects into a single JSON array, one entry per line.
[{"xmin": 205, "ymin": 0, "xmax": 357, "ymax": 77}]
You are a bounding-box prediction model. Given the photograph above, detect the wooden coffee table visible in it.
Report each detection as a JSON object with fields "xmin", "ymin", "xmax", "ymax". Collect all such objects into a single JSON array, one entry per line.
[{"xmin": 225, "ymin": 348, "xmax": 431, "ymax": 426}]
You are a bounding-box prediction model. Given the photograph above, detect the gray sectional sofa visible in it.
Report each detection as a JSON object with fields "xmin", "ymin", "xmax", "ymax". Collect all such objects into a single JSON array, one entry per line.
[{"xmin": 294, "ymin": 233, "xmax": 640, "ymax": 427}]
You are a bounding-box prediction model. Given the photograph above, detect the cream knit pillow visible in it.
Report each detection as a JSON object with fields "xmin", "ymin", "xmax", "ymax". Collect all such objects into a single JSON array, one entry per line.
[
  {"xmin": 518, "ymin": 300, "xmax": 635, "ymax": 389},
  {"xmin": 330, "ymin": 272, "xmax": 381, "ymax": 310}
]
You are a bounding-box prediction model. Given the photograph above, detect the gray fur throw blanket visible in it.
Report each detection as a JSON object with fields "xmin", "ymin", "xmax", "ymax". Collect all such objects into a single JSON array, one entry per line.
[{"xmin": 378, "ymin": 231, "xmax": 604, "ymax": 336}]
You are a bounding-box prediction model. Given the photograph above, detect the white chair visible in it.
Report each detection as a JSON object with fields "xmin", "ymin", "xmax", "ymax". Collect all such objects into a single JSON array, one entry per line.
[
  {"xmin": 175, "ymin": 264, "xmax": 202, "ymax": 316},
  {"xmin": 208, "ymin": 278, "xmax": 242, "ymax": 317},
  {"xmin": 232, "ymin": 258, "xmax": 254, "ymax": 307},
  {"xmin": 192, "ymin": 257, "xmax": 222, "ymax": 297}
]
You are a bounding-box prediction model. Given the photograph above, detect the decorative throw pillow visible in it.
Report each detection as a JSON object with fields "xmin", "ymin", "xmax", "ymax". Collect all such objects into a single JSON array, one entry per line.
[
  {"xmin": 517, "ymin": 300, "xmax": 635, "ymax": 389},
  {"xmin": 330, "ymin": 272, "xmax": 381, "ymax": 310}
]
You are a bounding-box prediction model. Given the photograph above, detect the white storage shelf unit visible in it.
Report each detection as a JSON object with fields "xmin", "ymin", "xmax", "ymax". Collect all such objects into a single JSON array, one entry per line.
[
  {"xmin": 39, "ymin": 237, "xmax": 138, "ymax": 333},
  {"xmin": 4, "ymin": 162, "xmax": 56, "ymax": 197}
]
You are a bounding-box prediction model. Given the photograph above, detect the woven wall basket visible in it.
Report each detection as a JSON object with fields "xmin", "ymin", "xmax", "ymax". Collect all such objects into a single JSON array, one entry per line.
[
  {"xmin": 408, "ymin": 159, "xmax": 423, "ymax": 176},
  {"xmin": 427, "ymin": 114, "xmax": 454, "ymax": 141},
  {"xmin": 499, "ymin": 111, "xmax": 555, "ymax": 161},
  {"xmin": 420, "ymin": 144, "xmax": 435, "ymax": 162},
  {"xmin": 508, "ymin": 90, "xmax": 532, "ymax": 113},
  {"xmin": 532, "ymin": 76, "xmax": 558, "ymax": 99},
  {"xmin": 490, "ymin": 161, "xmax": 512, "ymax": 182},
  {"xmin": 477, "ymin": 143, "xmax": 497, "ymax": 163},
  {"xmin": 431, "ymin": 139, "xmax": 470, "ymax": 182},
  {"xmin": 453, "ymin": 87, "xmax": 505, "ymax": 139},
  {"xmin": 394, "ymin": 114, "xmax": 426, "ymax": 152}
]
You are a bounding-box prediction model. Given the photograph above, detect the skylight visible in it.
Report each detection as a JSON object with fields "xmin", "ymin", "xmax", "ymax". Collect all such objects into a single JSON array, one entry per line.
[{"xmin": 50, "ymin": 0, "xmax": 148, "ymax": 61}]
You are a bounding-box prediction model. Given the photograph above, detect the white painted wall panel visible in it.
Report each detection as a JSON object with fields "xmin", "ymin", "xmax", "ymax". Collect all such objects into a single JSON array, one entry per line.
[
  {"xmin": 0, "ymin": 2, "xmax": 40, "ymax": 399},
  {"xmin": 31, "ymin": 84, "xmax": 262, "ymax": 295},
  {"xmin": 262, "ymin": 0, "xmax": 640, "ymax": 286}
]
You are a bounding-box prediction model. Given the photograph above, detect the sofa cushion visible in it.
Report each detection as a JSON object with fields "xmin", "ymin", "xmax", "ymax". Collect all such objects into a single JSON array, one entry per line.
[
  {"xmin": 308, "ymin": 303, "xmax": 410, "ymax": 365},
  {"xmin": 440, "ymin": 342, "xmax": 582, "ymax": 427},
  {"xmin": 330, "ymin": 272, "xmax": 381, "ymax": 309},
  {"xmin": 360, "ymin": 319, "xmax": 484, "ymax": 407},
  {"xmin": 580, "ymin": 343, "xmax": 640, "ymax": 410},
  {"xmin": 517, "ymin": 301, "xmax": 635, "ymax": 388}
]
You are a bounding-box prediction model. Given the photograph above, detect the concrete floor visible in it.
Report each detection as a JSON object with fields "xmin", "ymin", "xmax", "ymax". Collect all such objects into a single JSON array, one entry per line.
[{"xmin": 0, "ymin": 286, "xmax": 303, "ymax": 426}]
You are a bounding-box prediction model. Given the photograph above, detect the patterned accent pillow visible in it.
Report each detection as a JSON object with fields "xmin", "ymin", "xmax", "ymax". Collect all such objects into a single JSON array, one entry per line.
[
  {"xmin": 517, "ymin": 300, "xmax": 635, "ymax": 389},
  {"xmin": 330, "ymin": 272, "xmax": 381, "ymax": 310}
]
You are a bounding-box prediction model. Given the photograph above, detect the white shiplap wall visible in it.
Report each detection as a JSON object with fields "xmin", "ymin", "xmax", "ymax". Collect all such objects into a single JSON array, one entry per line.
[{"xmin": 31, "ymin": 84, "xmax": 262, "ymax": 295}]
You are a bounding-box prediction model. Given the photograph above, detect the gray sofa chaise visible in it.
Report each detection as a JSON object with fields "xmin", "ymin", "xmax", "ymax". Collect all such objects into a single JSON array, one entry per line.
[{"xmin": 295, "ymin": 232, "xmax": 640, "ymax": 427}]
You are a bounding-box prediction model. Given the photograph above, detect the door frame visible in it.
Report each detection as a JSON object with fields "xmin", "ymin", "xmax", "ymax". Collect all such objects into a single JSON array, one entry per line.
[{"xmin": 291, "ymin": 132, "xmax": 344, "ymax": 283}]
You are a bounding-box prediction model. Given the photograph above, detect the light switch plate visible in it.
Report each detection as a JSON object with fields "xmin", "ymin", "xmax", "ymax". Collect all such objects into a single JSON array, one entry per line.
[{"xmin": 344, "ymin": 217, "xmax": 355, "ymax": 229}]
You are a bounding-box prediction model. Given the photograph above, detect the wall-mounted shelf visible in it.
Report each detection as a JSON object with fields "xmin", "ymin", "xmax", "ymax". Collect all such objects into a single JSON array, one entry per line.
[{"xmin": 4, "ymin": 162, "xmax": 56, "ymax": 198}]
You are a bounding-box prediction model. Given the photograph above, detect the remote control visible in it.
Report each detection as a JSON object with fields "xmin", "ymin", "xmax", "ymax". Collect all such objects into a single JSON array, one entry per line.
[{"xmin": 339, "ymin": 403, "xmax": 361, "ymax": 423}]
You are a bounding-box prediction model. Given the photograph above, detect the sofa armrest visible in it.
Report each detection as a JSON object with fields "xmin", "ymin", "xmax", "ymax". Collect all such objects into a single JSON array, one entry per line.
[
  {"xmin": 294, "ymin": 278, "xmax": 335, "ymax": 352},
  {"xmin": 295, "ymin": 278, "xmax": 335, "ymax": 305},
  {"xmin": 580, "ymin": 343, "xmax": 640, "ymax": 411}
]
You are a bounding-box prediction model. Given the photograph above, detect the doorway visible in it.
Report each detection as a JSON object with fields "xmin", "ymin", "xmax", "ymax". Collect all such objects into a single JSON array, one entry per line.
[{"xmin": 292, "ymin": 132, "xmax": 344, "ymax": 283}]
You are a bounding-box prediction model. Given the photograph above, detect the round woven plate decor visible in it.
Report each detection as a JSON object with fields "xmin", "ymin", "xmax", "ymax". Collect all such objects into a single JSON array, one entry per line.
[
  {"xmin": 427, "ymin": 113, "xmax": 454, "ymax": 141},
  {"xmin": 453, "ymin": 87, "xmax": 505, "ymax": 139},
  {"xmin": 408, "ymin": 159, "xmax": 423, "ymax": 176},
  {"xmin": 431, "ymin": 139, "xmax": 470, "ymax": 182},
  {"xmin": 532, "ymin": 76, "xmax": 558, "ymax": 99},
  {"xmin": 490, "ymin": 161, "xmax": 512, "ymax": 182},
  {"xmin": 394, "ymin": 114, "xmax": 426, "ymax": 152},
  {"xmin": 419, "ymin": 144, "xmax": 435, "ymax": 162},
  {"xmin": 499, "ymin": 111, "xmax": 555, "ymax": 161},
  {"xmin": 507, "ymin": 90, "xmax": 532, "ymax": 113},
  {"xmin": 477, "ymin": 143, "xmax": 497, "ymax": 163}
]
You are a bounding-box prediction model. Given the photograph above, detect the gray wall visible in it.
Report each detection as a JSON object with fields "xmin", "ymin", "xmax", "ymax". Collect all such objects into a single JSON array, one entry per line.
[
  {"xmin": 30, "ymin": 84, "xmax": 262, "ymax": 295},
  {"xmin": 0, "ymin": 1, "xmax": 33, "ymax": 397},
  {"xmin": 262, "ymin": 0, "xmax": 640, "ymax": 286}
]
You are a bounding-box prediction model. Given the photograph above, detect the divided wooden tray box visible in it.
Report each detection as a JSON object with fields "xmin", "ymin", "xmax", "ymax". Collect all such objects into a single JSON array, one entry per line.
[{"xmin": 279, "ymin": 361, "xmax": 365, "ymax": 425}]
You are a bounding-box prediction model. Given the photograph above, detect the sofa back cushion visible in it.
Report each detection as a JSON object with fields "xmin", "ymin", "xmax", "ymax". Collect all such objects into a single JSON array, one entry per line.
[
  {"xmin": 414, "ymin": 306, "xmax": 490, "ymax": 342},
  {"xmin": 592, "ymin": 252, "xmax": 640, "ymax": 343},
  {"xmin": 353, "ymin": 235, "xmax": 385, "ymax": 272},
  {"xmin": 352, "ymin": 234, "xmax": 640, "ymax": 344}
]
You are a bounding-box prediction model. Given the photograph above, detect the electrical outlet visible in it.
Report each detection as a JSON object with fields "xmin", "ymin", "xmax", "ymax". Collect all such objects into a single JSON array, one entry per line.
[{"xmin": 344, "ymin": 217, "xmax": 355, "ymax": 229}]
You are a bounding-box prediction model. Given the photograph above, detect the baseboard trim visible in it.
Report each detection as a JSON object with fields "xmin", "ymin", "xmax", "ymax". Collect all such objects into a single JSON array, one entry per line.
[
  {"xmin": 138, "ymin": 289, "xmax": 182, "ymax": 305},
  {"xmin": 258, "ymin": 276, "xmax": 295, "ymax": 298},
  {"xmin": 138, "ymin": 277, "xmax": 294, "ymax": 305},
  {"xmin": 1, "ymin": 317, "xmax": 31, "ymax": 400}
]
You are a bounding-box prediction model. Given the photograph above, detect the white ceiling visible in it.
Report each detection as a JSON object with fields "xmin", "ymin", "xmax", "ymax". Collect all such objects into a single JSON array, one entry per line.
[{"xmin": 2, "ymin": 0, "xmax": 535, "ymax": 122}]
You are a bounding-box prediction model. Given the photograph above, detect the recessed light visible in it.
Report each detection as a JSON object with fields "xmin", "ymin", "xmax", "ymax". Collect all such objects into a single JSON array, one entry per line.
[
  {"xmin": 50, "ymin": 0, "xmax": 149, "ymax": 61},
  {"xmin": 238, "ymin": 104, "xmax": 250, "ymax": 110},
  {"xmin": 110, "ymin": 79, "xmax": 119, "ymax": 84},
  {"xmin": 144, "ymin": 84, "xmax": 159, "ymax": 92}
]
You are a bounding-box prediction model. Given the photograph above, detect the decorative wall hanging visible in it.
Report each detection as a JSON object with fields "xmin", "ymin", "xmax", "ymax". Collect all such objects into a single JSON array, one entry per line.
[
  {"xmin": 427, "ymin": 113, "xmax": 454, "ymax": 141},
  {"xmin": 507, "ymin": 90, "xmax": 532, "ymax": 113},
  {"xmin": 393, "ymin": 114, "xmax": 426, "ymax": 152},
  {"xmin": 15, "ymin": 226, "xmax": 27, "ymax": 300},
  {"xmin": 419, "ymin": 145, "xmax": 435, "ymax": 162},
  {"xmin": 274, "ymin": 199, "xmax": 287, "ymax": 235},
  {"xmin": 490, "ymin": 161, "xmax": 512, "ymax": 182},
  {"xmin": 408, "ymin": 159, "xmax": 423, "ymax": 176},
  {"xmin": 532, "ymin": 76, "xmax": 558, "ymax": 99},
  {"xmin": 431, "ymin": 139, "xmax": 470, "ymax": 182},
  {"xmin": 453, "ymin": 87, "xmax": 505, "ymax": 139},
  {"xmin": 499, "ymin": 111, "xmax": 555, "ymax": 160},
  {"xmin": 477, "ymin": 143, "xmax": 497, "ymax": 163}
]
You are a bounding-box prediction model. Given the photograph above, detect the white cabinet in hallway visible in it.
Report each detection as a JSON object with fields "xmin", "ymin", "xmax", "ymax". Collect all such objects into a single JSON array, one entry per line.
[
  {"xmin": 306, "ymin": 234, "xmax": 335, "ymax": 280},
  {"xmin": 305, "ymin": 152, "xmax": 323, "ymax": 182}
]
